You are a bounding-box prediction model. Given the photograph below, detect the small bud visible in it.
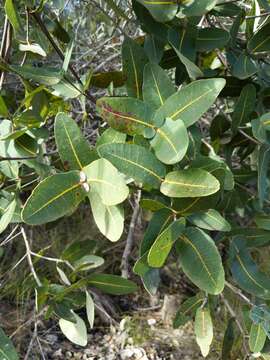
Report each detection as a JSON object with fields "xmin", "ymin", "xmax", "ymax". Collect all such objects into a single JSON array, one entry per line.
[
  {"xmin": 81, "ymin": 182, "xmax": 90, "ymax": 193},
  {"xmin": 80, "ymin": 171, "xmax": 87, "ymax": 183}
]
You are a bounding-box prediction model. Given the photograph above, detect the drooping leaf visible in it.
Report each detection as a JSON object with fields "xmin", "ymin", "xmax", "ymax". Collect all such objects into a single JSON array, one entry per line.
[
  {"xmin": 83, "ymin": 159, "xmax": 129, "ymax": 206},
  {"xmin": 195, "ymin": 307, "xmax": 213, "ymax": 358},
  {"xmin": 229, "ymin": 237, "xmax": 270, "ymax": 299},
  {"xmin": 143, "ymin": 63, "xmax": 175, "ymax": 109},
  {"xmin": 0, "ymin": 198, "xmax": 16, "ymax": 234},
  {"xmin": 231, "ymin": 84, "xmax": 256, "ymax": 134},
  {"xmin": 248, "ymin": 23, "xmax": 270, "ymax": 53},
  {"xmin": 122, "ymin": 37, "xmax": 148, "ymax": 99},
  {"xmin": 55, "ymin": 112, "xmax": 97, "ymax": 170},
  {"xmin": 85, "ymin": 291, "xmax": 95, "ymax": 329},
  {"xmin": 136, "ymin": 0, "xmax": 178, "ymax": 23},
  {"xmin": 221, "ymin": 318, "xmax": 237, "ymax": 360},
  {"xmin": 150, "ymin": 118, "xmax": 189, "ymax": 165},
  {"xmin": 98, "ymin": 143, "xmax": 166, "ymax": 189},
  {"xmin": 61, "ymin": 240, "xmax": 97, "ymax": 263},
  {"xmin": 161, "ymin": 169, "xmax": 220, "ymax": 198},
  {"xmin": 196, "ymin": 27, "xmax": 230, "ymax": 51},
  {"xmin": 96, "ymin": 97, "xmax": 158, "ymax": 138},
  {"xmin": 9, "ymin": 65, "xmax": 62, "ymax": 86},
  {"xmin": 188, "ymin": 209, "xmax": 231, "ymax": 232},
  {"xmin": 22, "ymin": 171, "xmax": 86, "ymax": 225},
  {"xmin": 178, "ymin": 227, "xmax": 225, "ymax": 294},
  {"xmin": 148, "ymin": 218, "xmax": 185, "ymax": 268},
  {"xmin": 258, "ymin": 144, "xmax": 270, "ymax": 207},
  {"xmin": 87, "ymin": 274, "xmax": 138, "ymax": 295},
  {"xmin": 5, "ymin": 0, "xmax": 23, "ymax": 36},
  {"xmin": 144, "ymin": 35, "xmax": 165, "ymax": 63},
  {"xmin": 154, "ymin": 78, "xmax": 226, "ymax": 127},
  {"xmin": 168, "ymin": 26, "xmax": 197, "ymax": 61},
  {"xmin": 171, "ymin": 45, "xmax": 203, "ymax": 80},
  {"xmin": 88, "ymin": 191, "xmax": 124, "ymax": 242},
  {"xmin": 0, "ymin": 326, "xmax": 18, "ymax": 360},
  {"xmin": 133, "ymin": 253, "xmax": 160, "ymax": 296},
  {"xmin": 59, "ymin": 313, "xmax": 87, "ymax": 347},
  {"xmin": 232, "ymin": 53, "xmax": 257, "ymax": 80},
  {"xmin": 173, "ymin": 292, "xmax": 205, "ymax": 328},
  {"xmin": 19, "ymin": 43, "xmax": 46, "ymax": 57},
  {"xmin": 249, "ymin": 323, "xmax": 266, "ymax": 353}
]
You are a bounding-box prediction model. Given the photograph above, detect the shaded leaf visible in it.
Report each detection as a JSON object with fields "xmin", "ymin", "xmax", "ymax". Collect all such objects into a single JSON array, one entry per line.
[
  {"xmin": 87, "ymin": 274, "xmax": 138, "ymax": 295},
  {"xmin": 248, "ymin": 23, "xmax": 270, "ymax": 53},
  {"xmin": 178, "ymin": 227, "xmax": 225, "ymax": 294},
  {"xmin": 136, "ymin": 0, "xmax": 178, "ymax": 22},
  {"xmin": 196, "ymin": 27, "xmax": 230, "ymax": 51},
  {"xmin": 86, "ymin": 291, "xmax": 95, "ymax": 329},
  {"xmin": 188, "ymin": 209, "xmax": 231, "ymax": 232},
  {"xmin": 0, "ymin": 326, "xmax": 18, "ymax": 360},
  {"xmin": 148, "ymin": 218, "xmax": 185, "ymax": 268},
  {"xmin": 173, "ymin": 292, "xmax": 204, "ymax": 328}
]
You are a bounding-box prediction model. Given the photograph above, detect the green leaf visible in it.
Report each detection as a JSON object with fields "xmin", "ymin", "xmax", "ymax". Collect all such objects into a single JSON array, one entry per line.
[
  {"xmin": 88, "ymin": 191, "xmax": 124, "ymax": 242},
  {"xmin": 0, "ymin": 198, "xmax": 16, "ymax": 234},
  {"xmin": 231, "ymin": 84, "xmax": 256, "ymax": 134},
  {"xmin": 154, "ymin": 78, "xmax": 226, "ymax": 128},
  {"xmin": 161, "ymin": 169, "xmax": 220, "ymax": 198},
  {"xmin": 83, "ymin": 158, "xmax": 129, "ymax": 206},
  {"xmin": 248, "ymin": 23, "xmax": 270, "ymax": 53},
  {"xmin": 96, "ymin": 97, "xmax": 158, "ymax": 138},
  {"xmin": 143, "ymin": 63, "xmax": 175, "ymax": 109},
  {"xmin": 150, "ymin": 118, "xmax": 189, "ymax": 165},
  {"xmin": 221, "ymin": 318, "xmax": 236, "ymax": 360},
  {"xmin": 61, "ymin": 240, "xmax": 97, "ymax": 263},
  {"xmin": 0, "ymin": 326, "xmax": 18, "ymax": 360},
  {"xmin": 258, "ymin": 144, "xmax": 270, "ymax": 207},
  {"xmin": 144, "ymin": 35, "xmax": 164, "ymax": 63},
  {"xmin": 22, "ymin": 171, "xmax": 86, "ymax": 225},
  {"xmin": 196, "ymin": 27, "xmax": 230, "ymax": 51},
  {"xmin": 171, "ymin": 45, "xmax": 203, "ymax": 80},
  {"xmin": 59, "ymin": 312, "xmax": 87, "ymax": 347},
  {"xmin": 252, "ymin": 112, "xmax": 270, "ymax": 143},
  {"xmin": 140, "ymin": 208, "xmax": 173, "ymax": 256},
  {"xmin": 96, "ymin": 128, "xmax": 126, "ymax": 148},
  {"xmin": 5, "ymin": 0, "xmax": 23, "ymax": 36},
  {"xmin": 73, "ymin": 255, "xmax": 104, "ymax": 272},
  {"xmin": 195, "ymin": 307, "xmax": 213, "ymax": 358},
  {"xmin": 172, "ymin": 195, "xmax": 218, "ymax": 215},
  {"xmin": 122, "ymin": 37, "xmax": 148, "ymax": 99},
  {"xmin": 249, "ymin": 323, "xmax": 266, "ymax": 353},
  {"xmin": 55, "ymin": 112, "xmax": 96, "ymax": 170},
  {"xmin": 229, "ymin": 238, "xmax": 270, "ymax": 299},
  {"xmin": 182, "ymin": 0, "xmax": 217, "ymax": 16},
  {"xmin": 85, "ymin": 291, "xmax": 95, "ymax": 329},
  {"xmin": 133, "ymin": 254, "xmax": 160, "ymax": 296},
  {"xmin": 9, "ymin": 65, "xmax": 62, "ymax": 86},
  {"xmin": 136, "ymin": 0, "xmax": 178, "ymax": 22},
  {"xmin": 98, "ymin": 143, "xmax": 166, "ymax": 189},
  {"xmin": 188, "ymin": 209, "xmax": 231, "ymax": 232},
  {"xmin": 232, "ymin": 54, "xmax": 257, "ymax": 80},
  {"xmin": 178, "ymin": 227, "xmax": 225, "ymax": 294},
  {"xmin": 148, "ymin": 218, "xmax": 185, "ymax": 268},
  {"xmin": 168, "ymin": 26, "xmax": 197, "ymax": 61},
  {"xmin": 87, "ymin": 274, "xmax": 138, "ymax": 295},
  {"xmin": 173, "ymin": 292, "xmax": 205, "ymax": 329}
]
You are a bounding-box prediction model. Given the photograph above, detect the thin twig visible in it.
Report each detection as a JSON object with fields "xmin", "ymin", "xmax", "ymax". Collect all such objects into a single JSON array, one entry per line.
[
  {"xmin": 21, "ymin": 227, "xmax": 42, "ymax": 287},
  {"xmin": 121, "ymin": 190, "xmax": 141, "ymax": 278},
  {"xmin": 225, "ymin": 281, "xmax": 253, "ymax": 306}
]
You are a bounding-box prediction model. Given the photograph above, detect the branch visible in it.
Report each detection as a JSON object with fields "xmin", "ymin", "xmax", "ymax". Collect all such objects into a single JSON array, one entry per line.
[{"xmin": 121, "ymin": 190, "xmax": 141, "ymax": 278}]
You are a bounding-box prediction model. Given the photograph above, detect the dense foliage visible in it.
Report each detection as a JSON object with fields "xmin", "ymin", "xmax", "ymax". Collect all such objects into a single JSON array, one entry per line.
[{"xmin": 2, "ymin": 0, "xmax": 270, "ymax": 358}]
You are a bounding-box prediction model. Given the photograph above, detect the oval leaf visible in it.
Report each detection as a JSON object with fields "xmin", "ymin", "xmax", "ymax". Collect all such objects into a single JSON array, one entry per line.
[
  {"xmin": 88, "ymin": 191, "xmax": 124, "ymax": 242},
  {"xmin": 136, "ymin": 0, "xmax": 178, "ymax": 22},
  {"xmin": 188, "ymin": 209, "xmax": 231, "ymax": 232},
  {"xmin": 154, "ymin": 78, "xmax": 226, "ymax": 127},
  {"xmin": 161, "ymin": 169, "xmax": 220, "ymax": 198},
  {"xmin": 178, "ymin": 227, "xmax": 225, "ymax": 294},
  {"xmin": 22, "ymin": 171, "xmax": 85, "ymax": 225},
  {"xmin": 148, "ymin": 218, "xmax": 185, "ymax": 268},
  {"xmin": 249, "ymin": 323, "xmax": 266, "ymax": 353},
  {"xmin": 195, "ymin": 307, "xmax": 213, "ymax": 358},
  {"xmin": 55, "ymin": 112, "xmax": 96, "ymax": 170},
  {"xmin": 59, "ymin": 313, "xmax": 87, "ymax": 347},
  {"xmin": 83, "ymin": 158, "xmax": 129, "ymax": 206},
  {"xmin": 87, "ymin": 274, "xmax": 138, "ymax": 295},
  {"xmin": 98, "ymin": 143, "xmax": 166, "ymax": 189},
  {"xmin": 151, "ymin": 118, "xmax": 189, "ymax": 165}
]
